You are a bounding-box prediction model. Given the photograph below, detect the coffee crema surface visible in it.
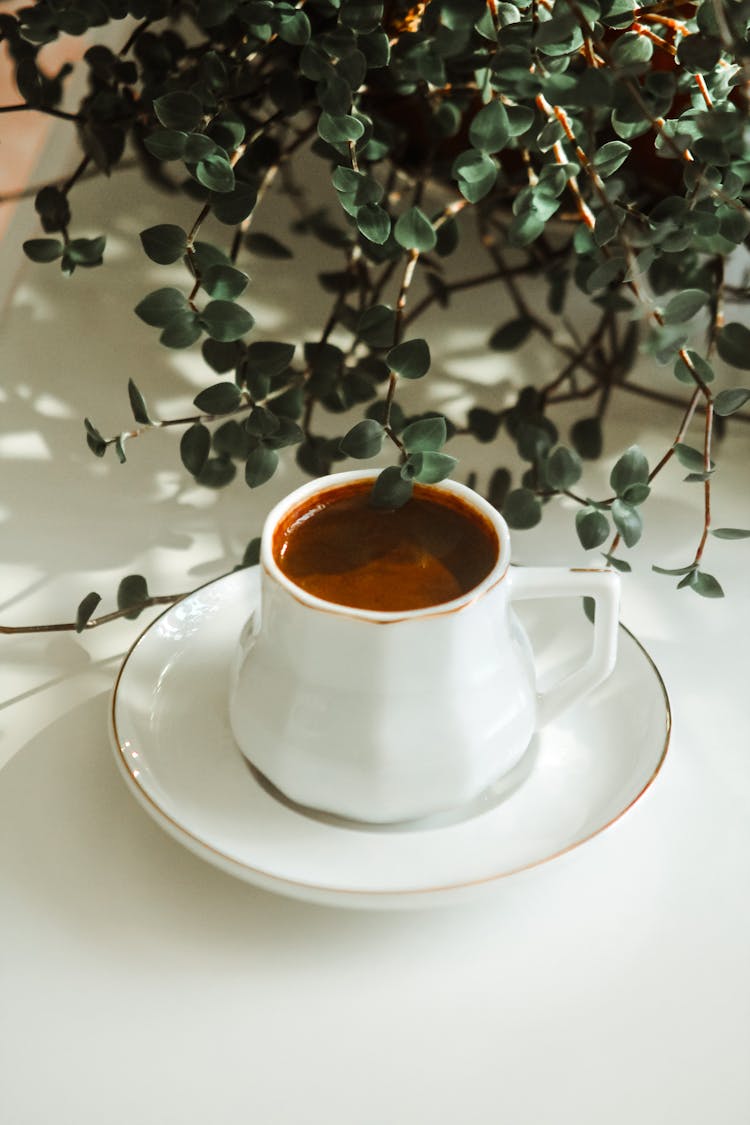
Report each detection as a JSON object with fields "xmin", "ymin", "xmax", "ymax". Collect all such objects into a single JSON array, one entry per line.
[{"xmin": 272, "ymin": 480, "xmax": 499, "ymax": 611}]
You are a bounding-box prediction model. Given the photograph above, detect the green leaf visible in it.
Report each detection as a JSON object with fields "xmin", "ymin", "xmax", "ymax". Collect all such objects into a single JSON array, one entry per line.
[
  {"xmin": 245, "ymin": 232, "xmax": 293, "ymax": 259},
  {"xmin": 200, "ymin": 300, "xmax": 254, "ymax": 342},
  {"xmin": 691, "ymin": 570, "xmax": 724, "ymax": 598},
  {"xmin": 369, "ymin": 465, "xmax": 413, "ymax": 509},
  {"xmin": 546, "ymin": 445, "xmax": 582, "ymax": 491},
  {"xmin": 202, "ymin": 264, "xmax": 248, "ymax": 300},
  {"xmin": 452, "ymin": 149, "xmax": 498, "ymax": 203},
  {"xmin": 35, "ymin": 186, "xmax": 70, "ymax": 233},
  {"xmin": 716, "ymin": 324, "xmax": 750, "ymax": 371},
  {"xmin": 603, "ymin": 554, "xmax": 632, "ymax": 574},
  {"xmin": 469, "ymin": 99, "xmax": 511, "ymax": 153},
  {"xmin": 394, "ymin": 207, "xmax": 436, "ymax": 252},
  {"xmin": 357, "ymin": 203, "xmax": 391, "ymax": 245},
  {"xmin": 673, "ymin": 443, "xmax": 712, "ymax": 473},
  {"xmin": 180, "ymin": 422, "xmax": 211, "ymax": 476},
  {"xmin": 357, "ymin": 304, "xmax": 395, "ymax": 348},
  {"xmin": 153, "ymin": 91, "xmax": 203, "ymax": 132},
  {"xmin": 246, "ymin": 341, "xmax": 295, "ymax": 376},
  {"xmin": 609, "ymin": 445, "xmax": 649, "ymax": 495},
  {"xmin": 278, "ymin": 7, "xmax": 310, "ymax": 44},
  {"xmin": 135, "ymin": 287, "xmax": 188, "ymax": 327},
  {"xmin": 339, "ymin": 419, "xmax": 384, "ymax": 459},
  {"xmin": 504, "ymin": 488, "xmax": 542, "ymax": 530},
  {"xmin": 139, "ymin": 224, "xmax": 187, "ymax": 265},
  {"xmin": 663, "ymin": 288, "xmax": 709, "ymax": 324},
  {"xmin": 318, "ymin": 112, "xmax": 365, "ymax": 144},
  {"xmin": 401, "ymin": 416, "xmax": 447, "ymax": 453},
  {"xmin": 386, "ymin": 338, "xmax": 430, "ymax": 380},
  {"xmin": 571, "ymin": 417, "xmax": 603, "ymax": 460},
  {"xmin": 405, "ymin": 451, "xmax": 457, "ymax": 484},
  {"xmin": 128, "ymin": 379, "xmax": 151, "ymax": 425},
  {"xmin": 193, "ymin": 382, "xmax": 242, "ymax": 413},
  {"xmin": 653, "ymin": 563, "xmax": 697, "ymax": 576},
  {"xmin": 196, "ymin": 153, "xmax": 235, "ymax": 193},
  {"xmin": 508, "ymin": 212, "xmax": 545, "ymax": 248},
  {"xmin": 84, "ymin": 417, "xmax": 106, "ymax": 458},
  {"xmin": 117, "ymin": 574, "xmax": 149, "ymax": 620},
  {"xmin": 673, "ymin": 350, "xmax": 714, "ymax": 386},
  {"xmin": 67, "ymin": 236, "xmax": 105, "ymax": 267},
  {"xmin": 714, "ymin": 387, "xmax": 750, "ymax": 416},
  {"xmin": 197, "ymin": 456, "xmax": 237, "ymax": 489},
  {"xmin": 676, "ymin": 33, "xmax": 722, "ymax": 73},
  {"xmin": 621, "ymin": 482, "xmax": 650, "ymax": 505},
  {"xmin": 245, "ymin": 406, "xmax": 279, "ymax": 438},
  {"xmin": 212, "ymin": 182, "xmax": 257, "ymax": 225},
  {"xmin": 264, "ymin": 418, "xmax": 304, "ymax": 450},
  {"xmin": 592, "ymin": 140, "xmax": 630, "ymax": 178},
  {"xmin": 144, "ymin": 128, "xmax": 188, "ymax": 161},
  {"xmin": 711, "ymin": 528, "xmax": 750, "ymax": 540},
  {"xmin": 611, "ymin": 499, "xmax": 642, "ymax": 547},
  {"xmin": 184, "ymin": 133, "xmax": 219, "ymax": 162},
  {"xmin": 245, "ymin": 443, "xmax": 279, "ymax": 488},
  {"xmin": 75, "ymin": 591, "xmax": 101, "ymax": 633},
  {"xmin": 489, "ymin": 317, "xmax": 533, "ymax": 350},
  {"xmin": 23, "ymin": 238, "xmax": 63, "ymax": 263},
  {"xmin": 576, "ymin": 507, "xmax": 610, "ymax": 549},
  {"xmin": 160, "ymin": 311, "xmax": 202, "ymax": 349}
]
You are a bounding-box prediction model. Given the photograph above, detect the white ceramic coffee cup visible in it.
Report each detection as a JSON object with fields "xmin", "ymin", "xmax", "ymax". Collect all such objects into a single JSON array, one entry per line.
[{"xmin": 229, "ymin": 470, "xmax": 620, "ymax": 823}]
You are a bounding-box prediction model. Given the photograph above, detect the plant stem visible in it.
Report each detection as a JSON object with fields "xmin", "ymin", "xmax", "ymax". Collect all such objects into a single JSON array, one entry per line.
[{"xmin": 0, "ymin": 596, "xmax": 182, "ymax": 635}]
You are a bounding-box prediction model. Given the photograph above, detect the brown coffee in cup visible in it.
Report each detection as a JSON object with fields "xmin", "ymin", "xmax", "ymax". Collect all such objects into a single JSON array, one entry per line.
[{"xmin": 272, "ymin": 479, "xmax": 498, "ymax": 612}]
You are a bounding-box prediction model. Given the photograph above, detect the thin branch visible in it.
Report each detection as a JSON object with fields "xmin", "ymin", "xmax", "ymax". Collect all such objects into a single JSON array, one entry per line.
[{"xmin": 0, "ymin": 596, "xmax": 182, "ymax": 635}]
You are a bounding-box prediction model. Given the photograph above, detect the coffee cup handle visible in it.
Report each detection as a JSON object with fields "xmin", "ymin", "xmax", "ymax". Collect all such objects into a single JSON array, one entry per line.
[{"xmin": 509, "ymin": 567, "xmax": 620, "ymax": 728}]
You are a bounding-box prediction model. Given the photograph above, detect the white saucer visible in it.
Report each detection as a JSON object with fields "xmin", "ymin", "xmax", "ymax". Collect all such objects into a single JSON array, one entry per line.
[{"xmin": 110, "ymin": 569, "xmax": 670, "ymax": 909}]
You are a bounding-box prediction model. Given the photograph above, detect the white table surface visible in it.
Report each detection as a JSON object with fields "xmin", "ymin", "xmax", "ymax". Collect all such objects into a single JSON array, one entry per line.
[{"xmin": 2, "ymin": 149, "xmax": 749, "ymax": 1124}]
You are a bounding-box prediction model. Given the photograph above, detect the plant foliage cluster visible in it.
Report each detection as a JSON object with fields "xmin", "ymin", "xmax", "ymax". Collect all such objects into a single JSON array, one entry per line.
[{"xmin": 3, "ymin": 0, "xmax": 750, "ymax": 625}]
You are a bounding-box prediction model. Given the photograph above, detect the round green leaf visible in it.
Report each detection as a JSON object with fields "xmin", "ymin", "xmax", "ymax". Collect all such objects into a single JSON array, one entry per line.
[
  {"xmin": 609, "ymin": 445, "xmax": 649, "ymax": 495},
  {"xmin": 202, "ymin": 264, "xmax": 248, "ymax": 300},
  {"xmin": 663, "ymin": 288, "xmax": 709, "ymax": 324},
  {"xmin": 135, "ymin": 287, "xmax": 188, "ymax": 328},
  {"xmin": 23, "ymin": 238, "xmax": 63, "ymax": 263},
  {"xmin": 386, "ymin": 338, "xmax": 430, "ymax": 380},
  {"xmin": 408, "ymin": 450, "xmax": 457, "ymax": 484},
  {"xmin": 401, "ymin": 416, "xmax": 447, "ymax": 453},
  {"xmin": 339, "ymin": 419, "xmax": 384, "ymax": 459},
  {"xmin": 196, "ymin": 153, "xmax": 235, "ymax": 193},
  {"xmin": 546, "ymin": 445, "xmax": 582, "ymax": 491},
  {"xmin": 611, "ymin": 499, "xmax": 642, "ymax": 547},
  {"xmin": 575, "ymin": 507, "xmax": 609, "ymax": 549},
  {"xmin": 592, "ymin": 141, "xmax": 630, "ymax": 178},
  {"xmin": 504, "ymin": 488, "xmax": 542, "ymax": 530},
  {"xmin": 673, "ymin": 443, "xmax": 711, "ymax": 473},
  {"xmin": 144, "ymin": 128, "xmax": 188, "ymax": 161},
  {"xmin": 153, "ymin": 91, "xmax": 203, "ymax": 132},
  {"xmin": 193, "ymin": 382, "xmax": 243, "ymax": 413},
  {"xmin": 278, "ymin": 8, "xmax": 311, "ymax": 44},
  {"xmin": 180, "ymin": 421, "xmax": 211, "ymax": 476},
  {"xmin": 357, "ymin": 304, "xmax": 395, "ymax": 348},
  {"xmin": 127, "ymin": 379, "xmax": 151, "ymax": 425},
  {"xmin": 75, "ymin": 591, "xmax": 101, "ymax": 633},
  {"xmin": 676, "ymin": 33, "xmax": 722, "ymax": 73},
  {"xmin": 394, "ymin": 207, "xmax": 436, "ymax": 252},
  {"xmin": 714, "ymin": 387, "xmax": 750, "ymax": 416},
  {"xmin": 245, "ymin": 443, "xmax": 279, "ymax": 488},
  {"xmin": 117, "ymin": 574, "xmax": 149, "ymax": 620},
  {"xmin": 200, "ymin": 300, "xmax": 255, "ymax": 342},
  {"xmin": 318, "ymin": 112, "xmax": 365, "ymax": 144},
  {"xmin": 691, "ymin": 570, "xmax": 725, "ymax": 598},
  {"xmin": 139, "ymin": 224, "xmax": 187, "ymax": 265},
  {"xmin": 370, "ymin": 465, "xmax": 413, "ymax": 510},
  {"xmin": 357, "ymin": 203, "xmax": 391, "ymax": 245},
  {"xmin": 160, "ymin": 311, "xmax": 202, "ymax": 349},
  {"xmin": 469, "ymin": 99, "xmax": 511, "ymax": 153},
  {"xmin": 246, "ymin": 341, "xmax": 296, "ymax": 376},
  {"xmin": 716, "ymin": 323, "xmax": 750, "ymax": 371}
]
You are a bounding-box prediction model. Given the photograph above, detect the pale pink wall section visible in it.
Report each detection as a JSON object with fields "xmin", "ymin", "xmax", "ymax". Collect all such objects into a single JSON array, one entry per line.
[{"xmin": 0, "ymin": 3, "xmax": 87, "ymax": 240}]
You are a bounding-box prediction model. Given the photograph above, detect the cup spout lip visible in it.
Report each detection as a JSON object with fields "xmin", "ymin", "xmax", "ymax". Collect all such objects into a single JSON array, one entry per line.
[{"xmin": 260, "ymin": 469, "xmax": 511, "ymax": 625}]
